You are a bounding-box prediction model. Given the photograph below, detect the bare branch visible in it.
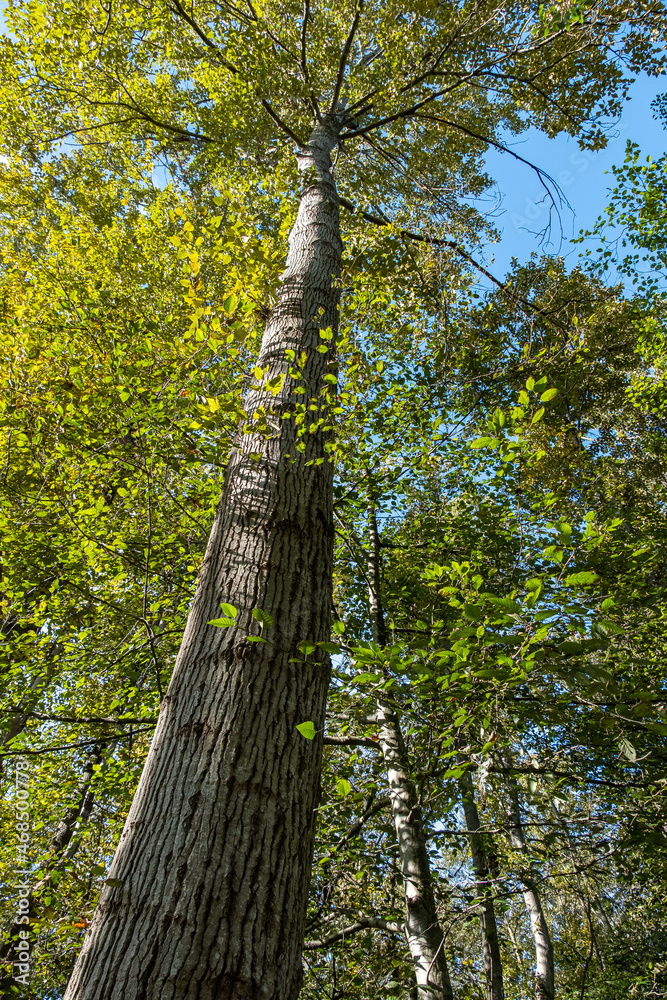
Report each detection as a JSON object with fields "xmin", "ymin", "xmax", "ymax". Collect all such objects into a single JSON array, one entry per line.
[
  {"xmin": 303, "ymin": 915, "xmax": 404, "ymax": 949},
  {"xmin": 329, "ymin": 1, "xmax": 364, "ymax": 113},
  {"xmin": 0, "ymin": 708, "xmax": 158, "ymax": 726},
  {"xmin": 260, "ymin": 99, "xmax": 308, "ymax": 147},
  {"xmin": 0, "ymin": 729, "xmax": 155, "ymax": 759},
  {"xmin": 323, "ymin": 735, "xmax": 380, "ymax": 748},
  {"xmin": 412, "ymin": 110, "xmax": 569, "ymax": 216},
  {"xmin": 338, "ymin": 195, "xmax": 564, "ymax": 324}
]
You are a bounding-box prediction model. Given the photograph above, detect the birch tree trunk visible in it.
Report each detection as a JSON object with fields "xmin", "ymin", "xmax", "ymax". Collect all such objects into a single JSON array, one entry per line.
[
  {"xmin": 503, "ymin": 762, "xmax": 554, "ymax": 1000},
  {"xmin": 64, "ymin": 117, "xmax": 342, "ymax": 1000},
  {"xmin": 458, "ymin": 770, "xmax": 505, "ymax": 1000},
  {"xmin": 367, "ymin": 501, "xmax": 454, "ymax": 1000}
]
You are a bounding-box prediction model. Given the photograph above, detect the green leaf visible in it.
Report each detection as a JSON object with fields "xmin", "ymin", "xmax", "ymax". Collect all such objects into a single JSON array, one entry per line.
[
  {"xmin": 558, "ymin": 640, "xmax": 585, "ymax": 655},
  {"xmin": 487, "ymin": 597, "xmax": 521, "ymax": 613},
  {"xmin": 298, "ymin": 641, "xmax": 317, "ymax": 656},
  {"xmin": 532, "ymin": 407, "xmax": 545, "ymax": 424},
  {"xmin": 245, "ymin": 635, "xmax": 267, "ymax": 643},
  {"xmin": 540, "ymin": 388, "xmax": 558, "ymax": 401},
  {"xmin": 252, "ymin": 608, "xmax": 273, "ymax": 628},
  {"xmin": 565, "ymin": 571, "xmax": 599, "ymax": 586},
  {"xmin": 208, "ymin": 617, "xmax": 236, "ymax": 627},
  {"xmin": 332, "ymin": 620, "xmax": 346, "ymax": 635},
  {"xmin": 296, "ymin": 721, "xmax": 316, "ymax": 740},
  {"xmin": 471, "ymin": 436, "xmax": 498, "ymax": 449},
  {"xmin": 220, "ymin": 603, "xmax": 237, "ymax": 618},
  {"xmin": 223, "ymin": 292, "xmax": 238, "ymax": 314},
  {"xmin": 526, "ymin": 376, "xmax": 536, "ymax": 390},
  {"xmin": 336, "ymin": 778, "xmax": 352, "ymax": 797},
  {"xmin": 618, "ymin": 737, "xmax": 637, "ymax": 763},
  {"xmin": 317, "ymin": 641, "xmax": 341, "ymax": 654}
]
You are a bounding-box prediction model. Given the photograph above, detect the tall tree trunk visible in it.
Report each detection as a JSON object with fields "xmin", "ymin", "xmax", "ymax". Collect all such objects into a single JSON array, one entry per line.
[
  {"xmin": 64, "ymin": 117, "xmax": 343, "ymax": 1000},
  {"xmin": 367, "ymin": 500, "xmax": 454, "ymax": 1000},
  {"xmin": 458, "ymin": 769, "xmax": 505, "ymax": 1000},
  {"xmin": 503, "ymin": 761, "xmax": 554, "ymax": 1000}
]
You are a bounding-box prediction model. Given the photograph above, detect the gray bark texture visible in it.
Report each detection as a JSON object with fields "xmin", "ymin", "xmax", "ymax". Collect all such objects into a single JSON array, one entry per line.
[
  {"xmin": 64, "ymin": 119, "xmax": 343, "ymax": 1000},
  {"xmin": 458, "ymin": 770, "xmax": 505, "ymax": 1000},
  {"xmin": 503, "ymin": 764, "xmax": 554, "ymax": 1000},
  {"xmin": 367, "ymin": 502, "xmax": 454, "ymax": 1000}
]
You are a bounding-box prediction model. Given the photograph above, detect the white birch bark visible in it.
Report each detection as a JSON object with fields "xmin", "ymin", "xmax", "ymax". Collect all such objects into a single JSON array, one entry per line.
[
  {"xmin": 367, "ymin": 501, "xmax": 454, "ymax": 1000},
  {"xmin": 459, "ymin": 770, "xmax": 505, "ymax": 1000},
  {"xmin": 64, "ymin": 117, "xmax": 343, "ymax": 1000},
  {"xmin": 377, "ymin": 700, "xmax": 454, "ymax": 1000},
  {"xmin": 503, "ymin": 762, "xmax": 554, "ymax": 1000}
]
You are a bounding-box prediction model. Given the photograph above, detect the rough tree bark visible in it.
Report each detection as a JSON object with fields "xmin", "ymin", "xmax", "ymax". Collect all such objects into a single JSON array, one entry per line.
[
  {"xmin": 64, "ymin": 117, "xmax": 343, "ymax": 1000},
  {"xmin": 367, "ymin": 500, "xmax": 454, "ymax": 1000},
  {"xmin": 503, "ymin": 761, "xmax": 554, "ymax": 1000},
  {"xmin": 458, "ymin": 769, "xmax": 505, "ymax": 1000}
]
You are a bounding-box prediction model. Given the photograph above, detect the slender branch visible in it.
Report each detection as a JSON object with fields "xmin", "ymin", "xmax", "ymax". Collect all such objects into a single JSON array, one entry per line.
[
  {"xmin": 329, "ymin": 1, "xmax": 363, "ymax": 113},
  {"xmin": 303, "ymin": 916, "xmax": 404, "ymax": 950},
  {"xmin": 413, "ymin": 111, "xmax": 568, "ymax": 213},
  {"xmin": 339, "ymin": 85, "xmax": 452, "ymax": 140},
  {"xmin": 260, "ymin": 99, "xmax": 307, "ymax": 147},
  {"xmin": 338, "ymin": 194, "xmax": 554, "ymax": 320},
  {"xmin": 333, "ymin": 795, "xmax": 390, "ymax": 852},
  {"xmin": 0, "ymin": 729, "xmax": 155, "ymax": 759},
  {"xmin": 323, "ymin": 735, "xmax": 380, "ymax": 748},
  {"xmin": 0, "ymin": 708, "xmax": 158, "ymax": 726},
  {"xmin": 168, "ymin": 0, "xmax": 242, "ymax": 72}
]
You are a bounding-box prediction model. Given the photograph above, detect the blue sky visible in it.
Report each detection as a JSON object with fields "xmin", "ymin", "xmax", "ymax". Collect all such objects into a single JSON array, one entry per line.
[{"xmin": 480, "ymin": 72, "xmax": 667, "ymax": 279}]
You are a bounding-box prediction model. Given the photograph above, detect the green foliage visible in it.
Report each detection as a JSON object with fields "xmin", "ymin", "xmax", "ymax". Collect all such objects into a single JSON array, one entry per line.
[{"xmin": 1, "ymin": 0, "xmax": 667, "ymax": 994}]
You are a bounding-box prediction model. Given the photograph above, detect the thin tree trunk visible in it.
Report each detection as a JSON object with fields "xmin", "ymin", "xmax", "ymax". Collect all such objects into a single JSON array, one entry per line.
[
  {"xmin": 503, "ymin": 761, "xmax": 554, "ymax": 1000},
  {"xmin": 367, "ymin": 500, "xmax": 454, "ymax": 1000},
  {"xmin": 459, "ymin": 770, "xmax": 505, "ymax": 1000},
  {"xmin": 64, "ymin": 117, "xmax": 343, "ymax": 1000}
]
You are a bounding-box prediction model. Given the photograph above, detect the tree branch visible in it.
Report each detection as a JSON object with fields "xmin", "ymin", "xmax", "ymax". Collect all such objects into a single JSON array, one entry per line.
[
  {"xmin": 412, "ymin": 111, "xmax": 569, "ymax": 215},
  {"xmin": 329, "ymin": 1, "xmax": 363, "ymax": 113},
  {"xmin": 323, "ymin": 735, "xmax": 380, "ymax": 748},
  {"xmin": 168, "ymin": 0, "xmax": 242, "ymax": 72},
  {"xmin": 0, "ymin": 729, "xmax": 155, "ymax": 759},
  {"xmin": 338, "ymin": 194, "xmax": 552, "ymax": 320},
  {"xmin": 0, "ymin": 708, "xmax": 158, "ymax": 726},
  {"xmin": 303, "ymin": 915, "xmax": 404, "ymax": 949},
  {"xmin": 260, "ymin": 99, "xmax": 308, "ymax": 147}
]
